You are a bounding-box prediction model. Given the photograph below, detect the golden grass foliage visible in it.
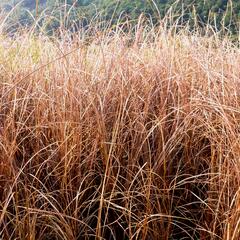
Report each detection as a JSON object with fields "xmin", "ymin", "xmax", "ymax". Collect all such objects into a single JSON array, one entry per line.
[{"xmin": 0, "ymin": 23, "xmax": 240, "ymax": 239}]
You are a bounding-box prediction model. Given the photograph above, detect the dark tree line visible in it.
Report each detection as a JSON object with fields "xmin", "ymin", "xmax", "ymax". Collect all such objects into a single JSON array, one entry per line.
[{"xmin": 1, "ymin": 0, "xmax": 240, "ymax": 34}]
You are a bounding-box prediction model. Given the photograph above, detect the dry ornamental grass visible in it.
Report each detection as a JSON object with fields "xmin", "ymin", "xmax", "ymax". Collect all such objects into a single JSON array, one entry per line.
[{"xmin": 0, "ymin": 16, "xmax": 240, "ymax": 240}]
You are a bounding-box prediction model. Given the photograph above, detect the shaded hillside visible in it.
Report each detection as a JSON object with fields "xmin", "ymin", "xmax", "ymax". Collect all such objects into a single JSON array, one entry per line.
[
  {"xmin": 1, "ymin": 1, "xmax": 240, "ymax": 34},
  {"xmin": 1, "ymin": 0, "xmax": 46, "ymax": 10}
]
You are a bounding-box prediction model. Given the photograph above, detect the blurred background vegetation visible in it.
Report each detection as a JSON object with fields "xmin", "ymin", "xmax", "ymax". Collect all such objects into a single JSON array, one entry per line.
[{"xmin": 1, "ymin": 0, "xmax": 240, "ymax": 35}]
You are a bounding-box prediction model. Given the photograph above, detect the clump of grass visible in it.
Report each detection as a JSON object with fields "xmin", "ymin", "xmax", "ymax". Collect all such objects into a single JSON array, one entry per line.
[{"xmin": 0, "ymin": 15, "xmax": 240, "ymax": 240}]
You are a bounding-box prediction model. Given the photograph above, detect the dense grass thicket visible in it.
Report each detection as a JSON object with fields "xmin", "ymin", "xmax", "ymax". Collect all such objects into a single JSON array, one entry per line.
[{"xmin": 0, "ymin": 19, "xmax": 240, "ymax": 239}]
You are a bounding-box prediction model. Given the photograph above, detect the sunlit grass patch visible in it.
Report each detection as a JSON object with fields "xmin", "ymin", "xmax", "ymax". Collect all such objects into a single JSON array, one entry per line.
[{"xmin": 0, "ymin": 16, "xmax": 240, "ymax": 240}]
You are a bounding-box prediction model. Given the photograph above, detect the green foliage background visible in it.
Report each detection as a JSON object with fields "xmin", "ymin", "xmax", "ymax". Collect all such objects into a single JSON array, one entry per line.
[{"xmin": 1, "ymin": 0, "xmax": 240, "ymax": 33}]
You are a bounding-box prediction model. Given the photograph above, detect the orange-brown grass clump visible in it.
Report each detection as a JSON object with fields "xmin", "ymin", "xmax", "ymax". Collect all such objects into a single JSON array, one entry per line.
[{"xmin": 0, "ymin": 22, "xmax": 240, "ymax": 240}]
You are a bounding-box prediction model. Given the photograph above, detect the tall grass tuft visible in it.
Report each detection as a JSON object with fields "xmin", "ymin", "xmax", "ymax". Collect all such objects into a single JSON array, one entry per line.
[{"xmin": 0, "ymin": 13, "xmax": 240, "ymax": 240}]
